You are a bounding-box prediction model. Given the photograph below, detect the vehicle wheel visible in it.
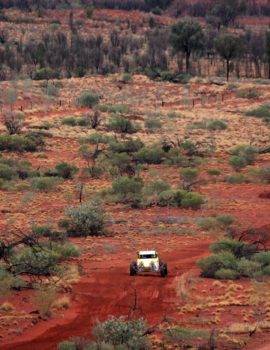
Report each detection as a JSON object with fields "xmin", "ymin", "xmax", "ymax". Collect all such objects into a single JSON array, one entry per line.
[
  {"xmin": 130, "ymin": 262, "xmax": 137, "ymax": 276},
  {"xmin": 160, "ymin": 262, "xmax": 168, "ymax": 277}
]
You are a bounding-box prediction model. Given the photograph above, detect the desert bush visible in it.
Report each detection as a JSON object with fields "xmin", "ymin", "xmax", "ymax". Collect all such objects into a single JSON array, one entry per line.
[
  {"xmin": 3, "ymin": 112, "xmax": 24, "ymax": 135},
  {"xmin": 229, "ymin": 145, "xmax": 257, "ymax": 171},
  {"xmin": 111, "ymin": 176, "xmax": 143, "ymax": 204},
  {"xmin": 215, "ymin": 268, "xmax": 239, "ymax": 280},
  {"xmin": 108, "ymin": 152, "xmax": 132, "ymax": 175},
  {"xmin": 78, "ymin": 91, "xmax": 99, "ymax": 108},
  {"xmin": 207, "ymin": 169, "xmax": 221, "ymax": 176},
  {"xmin": 237, "ymin": 258, "xmax": 262, "ymax": 278},
  {"xmin": 46, "ymin": 83, "xmax": 59, "ymax": 96},
  {"xmin": 252, "ymin": 251, "xmax": 270, "ymax": 266},
  {"xmin": 55, "ymin": 162, "xmax": 78, "ymax": 179},
  {"xmin": 0, "ymin": 134, "xmax": 38, "ymax": 152},
  {"xmin": 33, "ymin": 286, "xmax": 56, "ymax": 318},
  {"xmin": 34, "ymin": 67, "xmax": 59, "ymax": 80},
  {"xmin": 181, "ymin": 192, "xmax": 204, "ymax": 209},
  {"xmin": 58, "ymin": 341, "xmax": 77, "ymax": 350},
  {"xmin": 108, "ymin": 116, "xmax": 139, "ymax": 134},
  {"xmin": 238, "ymin": 88, "xmax": 260, "ymax": 99},
  {"xmin": 94, "ymin": 316, "xmax": 150, "ymax": 350},
  {"xmin": 224, "ymin": 173, "xmax": 246, "ymax": 184},
  {"xmin": 181, "ymin": 168, "xmax": 198, "ymax": 186},
  {"xmin": 66, "ymin": 200, "xmax": 108, "ymax": 236},
  {"xmin": 143, "ymin": 179, "xmax": 171, "ymax": 197},
  {"xmin": 210, "ymin": 239, "xmax": 256, "ymax": 259},
  {"xmin": 144, "ymin": 118, "xmax": 162, "ymax": 131},
  {"xmin": 0, "ymin": 163, "xmax": 17, "ymax": 180},
  {"xmin": 13, "ymin": 248, "xmax": 59, "ymax": 275},
  {"xmin": 229, "ymin": 155, "xmax": 247, "ymax": 171},
  {"xmin": 198, "ymin": 251, "xmax": 238, "ymax": 278},
  {"xmin": 31, "ymin": 177, "xmax": 61, "ymax": 192},
  {"xmin": 121, "ymin": 73, "xmax": 132, "ymax": 83},
  {"xmin": 246, "ymin": 103, "xmax": 270, "ymax": 123},
  {"xmin": 252, "ymin": 166, "xmax": 270, "ymax": 183},
  {"xmin": 107, "ymin": 104, "xmax": 129, "ymax": 114},
  {"xmin": 108, "ymin": 139, "xmax": 144, "ymax": 154},
  {"xmin": 207, "ymin": 119, "xmax": 227, "ymax": 130},
  {"xmin": 231, "ymin": 145, "xmax": 258, "ymax": 165},
  {"xmin": 62, "ymin": 117, "xmax": 77, "ymax": 126},
  {"xmin": 135, "ymin": 145, "xmax": 165, "ymax": 164}
]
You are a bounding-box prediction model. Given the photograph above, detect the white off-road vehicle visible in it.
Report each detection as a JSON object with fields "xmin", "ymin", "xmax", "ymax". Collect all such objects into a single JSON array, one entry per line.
[{"xmin": 130, "ymin": 250, "xmax": 168, "ymax": 277}]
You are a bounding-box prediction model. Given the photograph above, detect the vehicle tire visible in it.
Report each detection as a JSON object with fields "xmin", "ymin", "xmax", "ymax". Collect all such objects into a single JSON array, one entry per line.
[
  {"xmin": 130, "ymin": 262, "xmax": 137, "ymax": 276},
  {"xmin": 160, "ymin": 262, "xmax": 168, "ymax": 277}
]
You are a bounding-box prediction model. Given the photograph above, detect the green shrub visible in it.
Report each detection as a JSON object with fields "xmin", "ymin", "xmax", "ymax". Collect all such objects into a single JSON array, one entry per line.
[
  {"xmin": 229, "ymin": 155, "xmax": 247, "ymax": 171},
  {"xmin": 94, "ymin": 316, "xmax": 150, "ymax": 350},
  {"xmin": 197, "ymin": 217, "xmax": 219, "ymax": 230},
  {"xmin": 0, "ymin": 164, "xmax": 17, "ymax": 180},
  {"xmin": 210, "ymin": 239, "xmax": 256, "ymax": 259},
  {"xmin": 224, "ymin": 173, "xmax": 246, "ymax": 184},
  {"xmin": 12, "ymin": 248, "xmax": 59, "ymax": 275},
  {"xmin": 32, "ymin": 225, "xmax": 52, "ymax": 237},
  {"xmin": 121, "ymin": 73, "xmax": 132, "ymax": 83},
  {"xmin": 215, "ymin": 268, "xmax": 239, "ymax": 280},
  {"xmin": 238, "ymin": 88, "xmax": 260, "ymax": 99},
  {"xmin": 181, "ymin": 192, "xmax": 204, "ymax": 209},
  {"xmin": 108, "ymin": 116, "xmax": 139, "ymax": 134},
  {"xmin": 108, "ymin": 139, "xmax": 144, "ymax": 153},
  {"xmin": 252, "ymin": 251, "xmax": 270, "ymax": 266},
  {"xmin": 229, "ymin": 145, "xmax": 258, "ymax": 171},
  {"xmin": 58, "ymin": 341, "xmax": 76, "ymax": 350},
  {"xmin": 31, "ymin": 177, "xmax": 61, "ymax": 192},
  {"xmin": 197, "ymin": 251, "xmax": 238, "ymax": 278},
  {"xmin": 181, "ymin": 168, "xmax": 198, "ymax": 184},
  {"xmin": 78, "ymin": 91, "xmax": 99, "ymax": 108},
  {"xmin": 111, "ymin": 176, "xmax": 143, "ymax": 204},
  {"xmin": 207, "ymin": 169, "xmax": 221, "ymax": 176},
  {"xmin": 144, "ymin": 118, "xmax": 162, "ymax": 131},
  {"xmin": 34, "ymin": 67, "xmax": 59, "ymax": 80},
  {"xmin": 216, "ymin": 215, "xmax": 234, "ymax": 227},
  {"xmin": 66, "ymin": 200, "xmax": 108, "ymax": 236},
  {"xmin": 246, "ymin": 103, "xmax": 270, "ymax": 123},
  {"xmin": 207, "ymin": 119, "xmax": 227, "ymax": 130},
  {"xmin": 107, "ymin": 104, "xmax": 129, "ymax": 114},
  {"xmin": 0, "ymin": 134, "xmax": 38, "ymax": 152},
  {"xmin": 143, "ymin": 179, "xmax": 170, "ymax": 197},
  {"xmin": 62, "ymin": 117, "xmax": 77, "ymax": 126},
  {"xmin": 135, "ymin": 146, "xmax": 165, "ymax": 164},
  {"xmin": 165, "ymin": 149, "xmax": 188, "ymax": 166},
  {"xmin": 81, "ymin": 133, "xmax": 109, "ymax": 145},
  {"xmin": 252, "ymin": 166, "xmax": 270, "ymax": 183},
  {"xmin": 109, "ymin": 153, "xmax": 131, "ymax": 175},
  {"xmin": 237, "ymin": 258, "xmax": 262, "ymax": 278},
  {"xmin": 55, "ymin": 162, "xmax": 78, "ymax": 179}
]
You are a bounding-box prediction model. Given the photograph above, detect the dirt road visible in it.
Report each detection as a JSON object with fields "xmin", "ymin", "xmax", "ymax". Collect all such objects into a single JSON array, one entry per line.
[{"xmin": 1, "ymin": 238, "xmax": 211, "ymax": 350}]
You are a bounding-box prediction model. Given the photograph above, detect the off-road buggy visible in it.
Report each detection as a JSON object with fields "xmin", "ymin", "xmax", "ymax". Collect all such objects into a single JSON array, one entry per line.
[{"xmin": 130, "ymin": 250, "xmax": 168, "ymax": 277}]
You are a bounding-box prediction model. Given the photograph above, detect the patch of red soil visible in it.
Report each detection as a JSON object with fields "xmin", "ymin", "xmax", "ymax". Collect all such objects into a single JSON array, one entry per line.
[{"xmin": 259, "ymin": 191, "xmax": 270, "ymax": 199}]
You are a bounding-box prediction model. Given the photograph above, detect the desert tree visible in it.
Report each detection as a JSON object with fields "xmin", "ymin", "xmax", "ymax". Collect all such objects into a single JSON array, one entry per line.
[
  {"xmin": 215, "ymin": 33, "xmax": 241, "ymax": 81},
  {"xmin": 169, "ymin": 20, "xmax": 204, "ymax": 73}
]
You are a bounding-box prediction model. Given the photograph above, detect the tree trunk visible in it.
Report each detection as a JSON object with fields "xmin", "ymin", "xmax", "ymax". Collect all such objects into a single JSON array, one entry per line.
[
  {"xmin": 186, "ymin": 51, "xmax": 190, "ymax": 74},
  {"xmin": 226, "ymin": 59, "xmax": 230, "ymax": 81}
]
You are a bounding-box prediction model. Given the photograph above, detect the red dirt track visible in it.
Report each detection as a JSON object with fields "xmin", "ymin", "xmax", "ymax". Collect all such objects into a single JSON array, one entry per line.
[{"xmin": 1, "ymin": 238, "xmax": 212, "ymax": 350}]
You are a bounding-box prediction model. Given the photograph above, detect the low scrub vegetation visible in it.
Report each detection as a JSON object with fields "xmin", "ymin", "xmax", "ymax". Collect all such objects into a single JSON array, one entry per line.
[
  {"xmin": 198, "ymin": 238, "xmax": 270, "ymax": 280},
  {"xmin": 229, "ymin": 145, "xmax": 257, "ymax": 171},
  {"xmin": 58, "ymin": 316, "xmax": 150, "ymax": 350},
  {"xmin": 65, "ymin": 200, "xmax": 109, "ymax": 236},
  {"xmin": 246, "ymin": 104, "xmax": 270, "ymax": 123},
  {"xmin": 108, "ymin": 115, "xmax": 140, "ymax": 134}
]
